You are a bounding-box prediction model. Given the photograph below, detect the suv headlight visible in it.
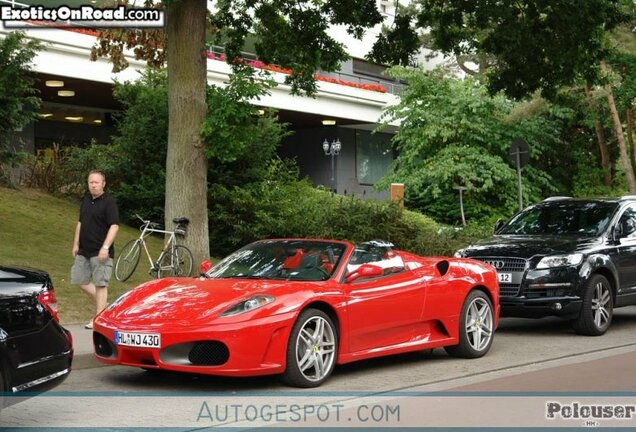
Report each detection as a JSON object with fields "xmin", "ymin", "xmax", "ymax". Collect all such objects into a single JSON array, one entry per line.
[{"xmin": 536, "ymin": 254, "xmax": 584, "ymax": 269}]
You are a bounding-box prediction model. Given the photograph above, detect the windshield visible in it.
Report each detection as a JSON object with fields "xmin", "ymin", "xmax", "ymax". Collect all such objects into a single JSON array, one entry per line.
[
  {"xmin": 207, "ymin": 240, "xmax": 347, "ymax": 281},
  {"xmin": 499, "ymin": 201, "xmax": 618, "ymax": 236}
]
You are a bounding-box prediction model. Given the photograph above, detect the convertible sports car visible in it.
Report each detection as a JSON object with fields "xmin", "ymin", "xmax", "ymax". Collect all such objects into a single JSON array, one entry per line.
[{"xmin": 94, "ymin": 239, "xmax": 499, "ymax": 387}]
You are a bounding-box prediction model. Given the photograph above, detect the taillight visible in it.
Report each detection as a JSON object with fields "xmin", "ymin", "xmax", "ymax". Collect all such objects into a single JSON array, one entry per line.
[{"xmin": 38, "ymin": 290, "xmax": 60, "ymax": 322}]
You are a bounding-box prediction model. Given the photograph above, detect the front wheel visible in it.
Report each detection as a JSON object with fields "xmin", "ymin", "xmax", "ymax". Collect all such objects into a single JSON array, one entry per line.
[
  {"xmin": 445, "ymin": 290, "xmax": 494, "ymax": 358},
  {"xmin": 114, "ymin": 239, "xmax": 141, "ymax": 282},
  {"xmin": 282, "ymin": 309, "xmax": 337, "ymax": 387},
  {"xmin": 157, "ymin": 245, "xmax": 193, "ymax": 278},
  {"xmin": 572, "ymin": 274, "xmax": 613, "ymax": 336}
]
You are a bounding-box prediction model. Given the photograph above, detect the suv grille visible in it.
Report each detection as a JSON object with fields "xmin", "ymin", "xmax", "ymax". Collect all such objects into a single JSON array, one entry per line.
[
  {"xmin": 499, "ymin": 283, "xmax": 520, "ymax": 297},
  {"xmin": 473, "ymin": 257, "xmax": 527, "ymax": 272},
  {"xmin": 472, "ymin": 257, "xmax": 527, "ymax": 298}
]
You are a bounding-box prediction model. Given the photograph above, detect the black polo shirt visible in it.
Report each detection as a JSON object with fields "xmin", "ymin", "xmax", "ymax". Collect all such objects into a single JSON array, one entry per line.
[{"xmin": 78, "ymin": 192, "xmax": 119, "ymax": 258}]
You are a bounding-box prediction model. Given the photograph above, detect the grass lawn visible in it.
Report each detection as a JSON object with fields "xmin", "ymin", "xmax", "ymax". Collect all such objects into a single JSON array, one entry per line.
[{"xmin": 0, "ymin": 186, "xmax": 169, "ymax": 324}]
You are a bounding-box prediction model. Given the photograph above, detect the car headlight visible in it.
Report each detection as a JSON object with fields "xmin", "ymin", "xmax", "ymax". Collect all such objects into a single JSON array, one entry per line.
[
  {"xmin": 536, "ymin": 254, "xmax": 584, "ymax": 269},
  {"xmin": 454, "ymin": 249, "xmax": 465, "ymax": 258},
  {"xmin": 220, "ymin": 295, "xmax": 274, "ymax": 317}
]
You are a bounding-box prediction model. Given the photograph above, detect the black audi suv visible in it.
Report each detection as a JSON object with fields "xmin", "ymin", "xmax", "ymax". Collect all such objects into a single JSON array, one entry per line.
[
  {"xmin": 455, "ymin": 196, "xmax": 636, "ymax": 336},
  {"xmin": 0, "ymin": 266, "xmax": 73, "ymax": 405}
]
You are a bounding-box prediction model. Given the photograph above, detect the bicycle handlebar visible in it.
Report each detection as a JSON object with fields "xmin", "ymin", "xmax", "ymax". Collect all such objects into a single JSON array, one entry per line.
[
  {"xmin": 135, "ymin": 213, "xmax": 148, "ymax": 224},
  {"xmin": 135, "ymin": 214, "xmax": 185, "ymax": 232},
  {"xmin": 134, "ymin": 214, "xmax": 161, "ymax": 231}
]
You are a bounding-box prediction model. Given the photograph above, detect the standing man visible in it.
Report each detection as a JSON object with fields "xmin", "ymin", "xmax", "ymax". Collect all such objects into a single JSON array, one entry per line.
[{"xmin": 71, "ymin": 170, "xmax": 119, "ymax": 329}]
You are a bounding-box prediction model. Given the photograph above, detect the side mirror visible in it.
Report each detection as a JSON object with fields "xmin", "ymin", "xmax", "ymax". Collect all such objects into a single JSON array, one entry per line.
[
  {"xmin": 199, "ymin": 259, "xmax": 213, "ymax": 275},
  {"xmin": 494, "ymin": 218, "xmax": 505, "ymax": 234},
  {"xmin": 345, "ymin": 264, "xmax": 383, "ymax": 283}
]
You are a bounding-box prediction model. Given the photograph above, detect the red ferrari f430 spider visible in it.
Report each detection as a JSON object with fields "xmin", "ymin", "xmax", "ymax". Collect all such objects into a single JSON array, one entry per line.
[{"xmin": 94, "ymin": 239, "xmax": 499, "ymax": 387}]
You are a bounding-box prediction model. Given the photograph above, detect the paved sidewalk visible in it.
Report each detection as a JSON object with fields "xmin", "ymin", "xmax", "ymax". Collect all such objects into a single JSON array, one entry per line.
[{"xmin": 63, "ymin": 323, "xmax": 104, "ymax": 370}]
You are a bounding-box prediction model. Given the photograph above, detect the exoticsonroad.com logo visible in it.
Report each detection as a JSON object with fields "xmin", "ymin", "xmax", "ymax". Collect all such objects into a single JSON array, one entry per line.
[{"xmin": 1, "ymin": 5, "xmax": 164, "ymax": 28}]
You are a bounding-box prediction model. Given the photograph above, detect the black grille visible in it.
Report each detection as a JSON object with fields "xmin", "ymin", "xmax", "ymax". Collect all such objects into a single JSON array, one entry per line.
[
  {"xmin": 472, "ymin": 256, "xmax": 527, "ymax": 298},
  {"xmin": 473, "ymin": 257, "xmax": 527, "ymax": 272},
  {"xmin": 188, "ymin": 341, "xmax": 229, "ymax": 366},
  {"xmin": 525, "ymin": 287, "xmax": 568, "ymax": 298},
  {"xmin": 94, "ymin": 332, "xmax": 116, "ymax": 358},
  {"xmin": 499, "ymin": 283, "xmax": 520, "ymax": 297}
]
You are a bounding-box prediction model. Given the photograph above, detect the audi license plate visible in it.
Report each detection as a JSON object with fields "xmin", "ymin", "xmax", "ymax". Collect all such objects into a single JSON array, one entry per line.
[
  {"xmin": 114, "ymin": 331, "xmax": 161, "ymax": 348},
  {"xmin": 497, "ymin": 273, "xmax": 512, "ymax": 283}
]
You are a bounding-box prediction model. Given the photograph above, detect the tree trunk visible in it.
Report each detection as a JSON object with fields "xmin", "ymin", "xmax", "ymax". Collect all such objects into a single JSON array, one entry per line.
[
  {"xmin": 584, "ymin": 84, "xmax": 611, "ymax": 186},
  {"xmin": 627, "ymin": 108, "xmax": 636, "ymax": 179},
  {"xmin": 606, "ymin": 86, "xmax": 636, "ymax": 193},
  {"xmin": 165, "ymin": 1, "xmax": 209, "ymax": 265}
]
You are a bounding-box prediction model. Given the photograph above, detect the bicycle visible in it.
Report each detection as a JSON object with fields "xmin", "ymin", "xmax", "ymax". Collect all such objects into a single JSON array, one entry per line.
[{"xmin": 114, "ymin": 214, "xmax": 194, "ymax": 282}]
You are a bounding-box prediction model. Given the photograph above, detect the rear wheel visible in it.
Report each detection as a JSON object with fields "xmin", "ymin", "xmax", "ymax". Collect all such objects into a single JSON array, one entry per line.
[
  {"xmin": 114, "ymin": 240, "xmax": 141, "ymax": 282},
  {"xmin": 572, "ymin": 274, "xmax": 613, "ymax": 336},
  {"xmin": 445, "ymin": 290, "xmax": 494, "ymax": 358},
  {"xmin": 157, "ymin": 245, "xmax": 193, "ymax": 278},
  {"xmin": 282, "ymin": 309, "xmax": 337, "ymax": 387}
]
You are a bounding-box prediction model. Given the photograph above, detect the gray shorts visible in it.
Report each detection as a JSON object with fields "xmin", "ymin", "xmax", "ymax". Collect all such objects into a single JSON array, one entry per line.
[{"xmin": 71, "ymin": 255, "xmax": 113, "ymax": 287}]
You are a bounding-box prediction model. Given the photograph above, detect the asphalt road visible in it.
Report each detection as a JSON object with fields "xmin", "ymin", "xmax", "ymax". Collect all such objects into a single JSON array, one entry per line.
[{"xmin": 3, "ymin": 308, "xmax": 636, "ymax": 428}]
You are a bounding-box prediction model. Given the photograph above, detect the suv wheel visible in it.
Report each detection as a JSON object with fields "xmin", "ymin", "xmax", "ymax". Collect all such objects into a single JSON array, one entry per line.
[{"xmin": 572, "ymin": 274, "xmax": 613, "ymax": 336}]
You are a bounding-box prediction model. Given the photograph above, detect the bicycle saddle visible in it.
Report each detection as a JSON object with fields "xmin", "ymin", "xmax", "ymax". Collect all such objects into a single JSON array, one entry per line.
[{"xmin": 172, "ymin": 217, "xmax": 189, "ymax": 225}]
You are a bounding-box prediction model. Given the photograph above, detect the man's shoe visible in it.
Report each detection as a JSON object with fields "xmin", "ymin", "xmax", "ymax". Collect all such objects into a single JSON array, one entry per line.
[{"xmin": 85, "ymin": 320, "xmax": 93, "ymax": 330}]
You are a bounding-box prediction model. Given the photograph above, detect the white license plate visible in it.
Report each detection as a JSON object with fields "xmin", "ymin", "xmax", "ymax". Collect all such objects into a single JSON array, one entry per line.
[
  {"xmin": 498, "ymin": 273, "xmax": 512, "ymax": 283},
  {"xmin": 114, "ymin": 331, "xmax": 161, "ymax": 348}
]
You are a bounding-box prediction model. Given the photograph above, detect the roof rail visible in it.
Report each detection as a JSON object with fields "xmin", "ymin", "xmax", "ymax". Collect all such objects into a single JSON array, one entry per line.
[{"xmin": 542, "ymin": 196, "xmax": 572, "ymax": 202}]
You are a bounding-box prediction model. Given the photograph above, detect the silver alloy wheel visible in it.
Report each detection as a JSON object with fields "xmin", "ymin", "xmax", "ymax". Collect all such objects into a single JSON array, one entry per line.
[
  {"xmin": 592, "ymin": 281, "xmax": 612, "ymax": 329},
  {"xmin": 465, "ymin": 297, "xmax": 493, "ymax": 352},
  {"xmin": 295, "ymin": 316, "xmax": 336, "ymax": 383}
]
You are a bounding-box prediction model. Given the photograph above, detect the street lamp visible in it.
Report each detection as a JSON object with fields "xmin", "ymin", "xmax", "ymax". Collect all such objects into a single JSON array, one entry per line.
[{"xmin": 322, "ymin": 138, "xmax": 341, "ymax": 192}]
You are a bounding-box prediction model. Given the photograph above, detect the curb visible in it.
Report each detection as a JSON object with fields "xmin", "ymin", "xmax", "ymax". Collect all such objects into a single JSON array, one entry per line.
[{"xmin": 73, "ymin": 352, "xmax": 107, "ymax": 370}]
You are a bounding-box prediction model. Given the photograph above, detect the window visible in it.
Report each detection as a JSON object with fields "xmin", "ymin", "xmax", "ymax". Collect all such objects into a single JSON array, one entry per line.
[
  {"xmin": 499, "ymin": 201, "xmax": 617, "ymax": 236},
  {"xmin": 347, "ymin": 241, "xmax": 404, "ymax": 277},
  {"xmin": 618, "ymin": 206, "xmax": 636, "ymax": 238},
  {"xmin": 356, "ymin": 130, "xmax": 393, "ymax": 185}
]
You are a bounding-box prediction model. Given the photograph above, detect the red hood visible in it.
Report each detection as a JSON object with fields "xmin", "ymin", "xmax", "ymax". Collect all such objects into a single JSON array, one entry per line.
[{"xmin": 102, "ymin": 278, "xmax": 294, "ymax": 326}]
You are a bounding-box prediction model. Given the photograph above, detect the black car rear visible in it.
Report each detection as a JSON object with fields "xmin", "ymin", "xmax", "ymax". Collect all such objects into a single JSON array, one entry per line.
[
  {"xmin": 0, "ymin": 266, "xmax": 73, "ymax": 397},
  {"xmin": 456, "ymin": 197, "xmax": 636, "ymax": 336}
]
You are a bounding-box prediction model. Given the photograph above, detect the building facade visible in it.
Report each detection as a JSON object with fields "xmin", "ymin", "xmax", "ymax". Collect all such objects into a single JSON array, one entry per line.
[{"xmin": 1, "ymin": 0, "xmax": 414, "ymax": 199}]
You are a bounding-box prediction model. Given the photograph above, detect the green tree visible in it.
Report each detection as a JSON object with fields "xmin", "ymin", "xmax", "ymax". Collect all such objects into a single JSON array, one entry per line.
[
  {"xmin": 90, "ymin": 0, "xmax": 382, "ymax": 263},
  {"xmin": 105, "ymin": 68, "xmax": 289, "ymax": 228},
  {"xmin": 370, "ymin": 0, "xmax": 636, "ymax": 193},
  {"xmin": 0, "ymin": 31, "xmax": 41, "ymax": 179},
  {"xmin": 379, "ymin": 67, "xmax": 571, "ymax": 223}
]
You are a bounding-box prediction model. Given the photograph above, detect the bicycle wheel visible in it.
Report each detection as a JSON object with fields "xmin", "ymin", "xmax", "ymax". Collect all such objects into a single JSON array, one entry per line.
[
  {"xmin": 114, "ymin": 239, "xmax": 141, "ymax": 282},
  {"xmin": 157, "ymin": 245, "xmax": 194, "ymax": 278}
]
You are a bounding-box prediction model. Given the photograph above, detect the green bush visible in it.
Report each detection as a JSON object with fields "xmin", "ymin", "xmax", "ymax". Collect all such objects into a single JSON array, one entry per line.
[
  {"xmin": 208, "ymin": 158, "xmax": 492, "ymax": 257},
  {"xmin": 16, "ymin": 141, "xmax": 118, "ymax": 197}
]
